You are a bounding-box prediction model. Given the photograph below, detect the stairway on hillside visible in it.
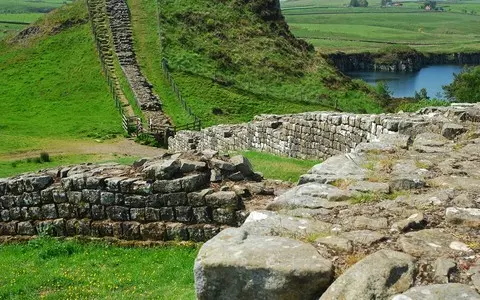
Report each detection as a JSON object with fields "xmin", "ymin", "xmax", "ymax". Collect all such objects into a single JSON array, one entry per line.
[{"xmin": 106, "ymin": 0, "xmax": 171, "ymax": 128}]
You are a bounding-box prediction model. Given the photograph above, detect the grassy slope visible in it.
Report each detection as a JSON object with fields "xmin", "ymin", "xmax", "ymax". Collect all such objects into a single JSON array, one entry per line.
[
  {"xmin": 0, "ymin": 0, "xmax": 71, "ymax": 13},
  {"xmin": 0, "ymin": 237, "xmax": 197, "ymax": 299},
  {"xmin": 282, "ymin": 0, "xmax": 480, "ymax": 53},
  {"xmin": 129, "ymin": 0, "xmax": 381, "ymax": 127},
  {"xmin": 0, "ymin": 0, "xmax": 122, "ymax": 155}
]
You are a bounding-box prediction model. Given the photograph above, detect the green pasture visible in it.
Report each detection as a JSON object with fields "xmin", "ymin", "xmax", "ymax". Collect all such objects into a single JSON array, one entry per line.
[
  {"xmin": 0, "ymin": 0, "xmax": 71, "ymax": 14},
  {"xmin": 0, "ymin": 237, "xmax": 197, "ymax": 299},
  {"xmin": 282, "ymin": 0, "xmax": 480, "ymax": 53}
]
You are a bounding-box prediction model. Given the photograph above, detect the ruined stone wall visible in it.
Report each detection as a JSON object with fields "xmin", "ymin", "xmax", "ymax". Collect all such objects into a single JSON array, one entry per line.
[
  {"xmin": 169, "ymin": 109, "xmax": 464, "ymax": 159},
  {"xmin": 0, "ymin": 153, "xmax": 257, "ymax": 242}
]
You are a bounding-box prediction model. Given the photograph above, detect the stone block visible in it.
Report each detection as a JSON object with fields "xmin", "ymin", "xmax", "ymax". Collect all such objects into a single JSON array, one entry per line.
[
  {"xmin": 121, "ymin": 222, "xmax": 141, "ymax": 240},
  {"xmin": 76, "ymin": 202, "xmax": 91, "ymax": 219},
  {"xmin": 130, "ymin": 208, "xmax": 145, "ymax": 221},
  {"xmin": 152, "ymin": 179, "xmax": 182, "ymax": 194},
  {"xmin": 23, "ymin": 175, "xmax": 53, "ymax": 192},
  {"xmin": 212, "ymin": 208, "xmax": 237, "ymax": 225},
  {"xmin": 105, "ymin": 177, "xmax": 127, "ymax": 192},
  {"xmin": 145, "ymin": 208, "xmax": 160, "ymax": 221},
  {"xmin": 106, "ymin": 206, "xmax": 130, "ymax": 221},
  {"xmin": 9, "ymin": 207, "xmax": 20, "ymax": 220},
  {"xmin": 131, "ymin": 180, "xmax": 152, "ymax": 195},
  {"xmin": 91, "ymin": 221, "xmax": 113, "ymax": 237},
  {"xmin": 82, "ymin": 190, "xmax": 101, "ymax": 204},
  {"xmin": 67, "ymin": 191, "xmax": 82, "ymax": 204},
  {"xmin": 52, "ymin": 189, "xmax": 67, "ymax": 204},
  {"xmin": 181, "ymin": 174, "xmax": 209, "ymax": 193},
  {"xmin": 175, "ymin": 206, "xmax": 193, "ymax": 223},
  {"xmin": 0, "ymin": 221, "xmax": 17, "ymax": 235},
  {"xmin": 1, "ymin": 210, "xmax": 10, "ymax": 222},
  {"xmin": 1, "ymin": 195, "xmax": 16, "ymax": 208},
  {"xmin": 163, "ymin": 192, "xmax": 188, "ymax": 206},
  {"xmin": 124, "ymin": 195, "xmax": 147, "ymax": 208},
  {"xmin": 205, "ymin": 192, "xmax": 240, "ymax": 209},
  {"xmin": 166, "ymin": 223, "xmax": 189, "ymax": 241},
  {"xmin": 28, "ymin": 207, "xmax": 41, "ymax": 220},
  {"xmin": 41, "ymin": 204, "xmax": 57, "ymax": 219},
  {"xmin": 17, "ymin": 221, "xmax": 35, "ymax": 235},
  {"xmin": 160, "ymin": 207, "xmax": 175, "ymax": 221},
  {"xmin": 140, "ymin": 222, "xmax": 166, "ymax": 240},
  {"xmin": 91, "ymin": 205, "xmax": 106, "ymax": 220},
  {"xmin": 100, "ymin": 192, "xmax": 115, "ymax": 206},
  {"xmin": 57, "ymin": 203, "xmax": 75, "ymax": 219},
  {"xmin": 192, "ymin": 207, "xmax": 212, "ymax": 223},
  {"xmin": 188, "ymin": 189, "xmax": 213, "ymax": 207},
  {"xmin": 146, "ymin": 194, "xmax": 165, "ymax": 208}
]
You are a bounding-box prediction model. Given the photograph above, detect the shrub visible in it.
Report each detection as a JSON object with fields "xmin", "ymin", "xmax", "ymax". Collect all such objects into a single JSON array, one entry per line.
[{"xmin": 40, "ymin": 152, "xmax": 51, "ymax": 162}]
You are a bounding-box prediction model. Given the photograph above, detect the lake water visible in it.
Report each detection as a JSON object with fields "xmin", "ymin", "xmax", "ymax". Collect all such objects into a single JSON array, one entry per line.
[{"xmin": 346, "ymin": 65, "xmax": 465, "ymax": 99}]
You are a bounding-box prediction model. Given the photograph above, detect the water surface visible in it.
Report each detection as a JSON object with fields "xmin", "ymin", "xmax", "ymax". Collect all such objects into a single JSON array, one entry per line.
[{"xmin": 346, "ymin": 65, "xmax": 465, "ymax": 99}]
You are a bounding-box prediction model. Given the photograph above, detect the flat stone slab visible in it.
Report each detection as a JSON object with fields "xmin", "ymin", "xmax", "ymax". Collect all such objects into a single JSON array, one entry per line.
[
  {"xmin": 241, "ymin": 210, "xmax": 331, "ymax": 239},
  {"xmin": 300, "ymin": 153, "xmax": 367, "ymax": 184},
  {"xmin": 194, "ymin": 228, "xmax": 333, "ymax": 300},
  {"xmin": 320, "ymin": 250, "xmax": 415, "ymax": 300},
  {"xmin": 398, "ymin": 229, "xmax": 473, "ymax": 257},
  {"xmin": 392, "ymin": 283, "xmax": 480, "ymax": 300},
  {"xmin": 339, "ymin": 230, "xmax": 387, "ymax": 246},
  {"xmin": 446, "ymin": 207, "xmax": 480, "ymax": 228},
  {"xmin": 267, "ymin": 183, "xmax": 351, "ymax": 210}
]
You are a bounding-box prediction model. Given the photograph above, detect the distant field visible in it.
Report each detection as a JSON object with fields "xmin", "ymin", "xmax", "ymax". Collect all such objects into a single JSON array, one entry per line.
[
  {"xmin": 0, "ymin": 0, "xmax": 72, "ymax": 38},
  {"xmin": 281, "ymin": 0, "xmax": 480, "ymax": 53}
]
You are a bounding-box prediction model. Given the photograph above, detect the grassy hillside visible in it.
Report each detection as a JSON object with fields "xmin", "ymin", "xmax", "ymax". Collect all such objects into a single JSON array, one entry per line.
[
  {"xmin": 282, "ymin": 0, "xmax": 480, "ymax": 53},
  {"xmin": 129, "ymin": 0, "xmax": 382, "ymax": 127},
  {"xmin": 0, "ymin": 0, "xmax": 122, "ymax": 155}
]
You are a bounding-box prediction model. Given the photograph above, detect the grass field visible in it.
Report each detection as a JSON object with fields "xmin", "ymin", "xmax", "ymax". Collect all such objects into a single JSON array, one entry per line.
[
  {"xmin": 0, "ymin": 1, "xmax": 123, "ymax": 155},
  {"xmin": 0, "ymin": 237, "xmax": 197, "ymax": 299},
  {"xmin": 281, "ymin": 0, "xmax": 480, "ymax": 53},
  {"xmin": 241, "ymin": 151, "xmax": 321, "ymax": 182}
]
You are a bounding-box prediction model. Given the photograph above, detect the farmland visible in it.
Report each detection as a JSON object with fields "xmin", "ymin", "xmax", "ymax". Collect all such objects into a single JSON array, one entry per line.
[
  {"xmin": 281, "ymin": 0, "xmax": 480, "ymax": 53},
  {"xmin": 0, "ymin": 0, "xmax": 72, "ymax": 38}
]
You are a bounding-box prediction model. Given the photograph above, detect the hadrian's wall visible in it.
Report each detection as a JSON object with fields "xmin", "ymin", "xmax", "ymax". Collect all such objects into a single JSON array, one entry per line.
[
  {"xmin": 169, "ymin": 104, "xmax": 480, "ymax": 159},
  {"xmin": 0, "ymin": 152, "xmax": 262, "ymax": 242}
]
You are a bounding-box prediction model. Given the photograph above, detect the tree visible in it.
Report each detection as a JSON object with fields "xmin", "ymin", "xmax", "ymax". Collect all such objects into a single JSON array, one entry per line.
[
  {"xmin": 350, "ymin": 0, "xmax": 368, "ymax": 7},
  {"xmin": 443, "ymin": 66, "xmax": 480, "ymax": 103},
  {"xmin": 414, "ymin": 88, "xmax": 429, "ymax": 100}
]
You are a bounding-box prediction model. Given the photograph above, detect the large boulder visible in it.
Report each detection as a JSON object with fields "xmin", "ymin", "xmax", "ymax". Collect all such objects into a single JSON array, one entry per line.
[
  {"xmin": 194, "ymin": 228, "xmax": 333, "ymax": 300},
  {"xmin": 320, "ymin": 250, "xmax": 415, "ymax": 300},
  {"xmin": 392, "ymin": 283, "xmax": 480, "ymax": 300}
]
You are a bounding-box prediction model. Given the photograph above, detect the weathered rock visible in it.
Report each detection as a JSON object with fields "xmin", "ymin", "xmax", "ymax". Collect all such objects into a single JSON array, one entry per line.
[
  {"xmin": 354, "ymin": 133, "xmax": 410, "ymax": 153},
  {"xmin": 230, "ymin": 155, "xmax": 254, "ymax": 176},
  {"xmin": 352, "ymin": 216, "xmax": 388, "ymax": 230},
  {"xmin": 434, "ymin": 258, "xmax": 456, "ymax": 284},
  {"xmin": 143, "ymin": 159, "xmax": 180, "ymax": 180},
  {"xmin": 391, "ymin": 212, "xmax": 427, "ymax": 232},
  {"xmin": 241, "ymin": 210, "xmax": 331, "ymax": 239},
  {"xmin": 441, "ymin": 123, "xmax": 466, "ymax": 140},
  {"xmin": 472, "ymin": 273, "xmax": 480, "ymax": 293},
  {"xmin": 390, "ymin": 160, "xmax": 427, "ymax": 191},
  {"xmin": 315, "ymin": 236, "xmax": 353, "ymax": 253},
  {"xmin": 205, "ymin": 192, "xmax": 241, "ymax": 209},
  {"xmin": 392, "ymin": 283, "xmax": 480, "ymax": 300},
  {"xmin": 179, "ymin": 160, "xmax": 207, "ymax": 173},
  {"xmin": 348, "ymin": 181, "xmax": 390, "ymax": 194},
  {"xmin": 320, "ymin": 250, "xmax": 415, "ymax": 300},
  {"xmin": 300, "ymin": 154, "xmax": 367, "ymax": 184},
  {"xmin": 194, "ymin": 228, "xmax": 333, "ymax": 300},
  {"xmin": 446, "ymin": 207, "xmax": 480, "ymax": 228},
  {"xmin": 399, "ymin": 229, "xmax": 472, "ymax": 257},
  {"xmin": 267, "ymin": 183, "xmax": 351, "ymax": 210},
  {"xmin": 339, "ymin": 230, "xmax": 387, "ymax": 246}
]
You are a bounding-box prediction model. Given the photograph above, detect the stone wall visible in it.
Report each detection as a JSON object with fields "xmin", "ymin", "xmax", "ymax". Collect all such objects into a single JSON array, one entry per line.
[
  {"xmin": 169, "ymin": 105, "xmax": 479, "ymax": 159},
  {"xmin": 0, "ymin": 153, "xmax": 261, "ymax": 242}
]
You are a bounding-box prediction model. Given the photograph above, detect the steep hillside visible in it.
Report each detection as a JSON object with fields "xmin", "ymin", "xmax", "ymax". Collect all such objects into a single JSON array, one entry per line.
[
  {"xmin": 0, "ymin": 0, "xmax": 122, "ymax": 155},
  {"xmin": 129, "ymin": 0, "xmax": 382, "ymax": 126}
]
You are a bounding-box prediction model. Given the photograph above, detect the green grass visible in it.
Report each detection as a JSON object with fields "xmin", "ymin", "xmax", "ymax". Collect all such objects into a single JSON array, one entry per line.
[
  {"xmin": 282, "ymin": 0, "xmax": 480, "ymax": 53},
  {"xmin": 0, "ymin": 154, "xmax": 140, "ymax": 178},
  {"xmin": 126, "ymin": 0, "xmax": 382, "ymax": 127},
  {"xmin": 0, "ymin": 237, "xmax": 197, "ymax": 299},
  {"xmin": 241, "ymin": 150, "xmax": 321, "ymax": 182},
  {"xmin": 0, "ymin": 0, "xmax": 122, "ymax": 155}
]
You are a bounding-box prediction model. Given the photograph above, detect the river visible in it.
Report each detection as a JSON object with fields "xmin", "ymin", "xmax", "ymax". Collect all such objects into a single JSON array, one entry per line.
[{"xmin": 346, "ymin": 65, "xmax": 465, "ymax": 99}]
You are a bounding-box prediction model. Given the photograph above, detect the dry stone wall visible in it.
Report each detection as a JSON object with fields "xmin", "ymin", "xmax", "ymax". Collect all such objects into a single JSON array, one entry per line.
[
  {"xmin": 0, "ymin": 152, "xmax": 262, "ymax": 242},
  {"xmin": 169, "ymin": 105, "xmax": 480, "ymax": 159}
]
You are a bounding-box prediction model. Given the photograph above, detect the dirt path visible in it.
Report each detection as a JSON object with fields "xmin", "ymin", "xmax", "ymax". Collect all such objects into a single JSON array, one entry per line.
[{"xmin": 0, "ymin": 138, "xmax": 166, "ymax": 160}]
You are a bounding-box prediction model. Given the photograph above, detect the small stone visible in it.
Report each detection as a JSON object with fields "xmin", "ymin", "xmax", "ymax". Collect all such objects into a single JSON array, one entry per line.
[
  {"xmin": 340, "ymin": 230, "xmax": 387, "ymax": 246},
  {"xmin": 434, "ymin": 258, "xmax": 456, "ymax": 284},
  {"xmin": 316, "ymin": 236, "xmax": 353, "ymax": 253},
  {"xmin": 391, "ymin": 212, "xmax": 427, "ymax": 232},
  {"xmin": 449, "ymin": 241, "xmax": 473, "ymax": 253},
  {"xmin": 353, "ymin": 216, "xmax": 388, "ymax": 230},
  {"xmin": 446, "ymin": 207, "xmax": 480, "ymax": 228}
]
